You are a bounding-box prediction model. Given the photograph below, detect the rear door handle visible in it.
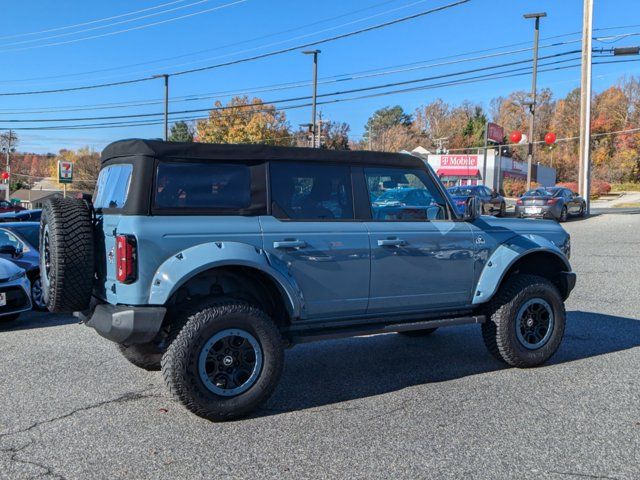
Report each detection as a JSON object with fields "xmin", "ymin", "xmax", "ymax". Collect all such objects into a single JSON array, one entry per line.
[
  {"xmin": 273, "ymin": 240, "xmax": 307, "ymax": 249},
  {"xmin": 377, "ymin": 238, "xmax": 406, "ymax": 247}
]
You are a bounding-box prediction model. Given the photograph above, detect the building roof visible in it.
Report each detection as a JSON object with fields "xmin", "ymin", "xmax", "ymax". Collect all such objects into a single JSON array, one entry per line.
[{"xmin": 101, "ymin": 138, "xmax": 425, "ymax": 169}]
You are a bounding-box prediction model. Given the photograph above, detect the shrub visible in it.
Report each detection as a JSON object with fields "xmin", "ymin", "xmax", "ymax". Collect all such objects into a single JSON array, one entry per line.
[
  {"xmin": 502, "ymin": 178, "xmax": 527, "ymax": 197},
  {"xmin": 611, "ymin": 182, "xmax": 640, "ymax": 192},
  {"xmin": 592, "ymin": 180, "xmax": 611, "ymax": 196}
]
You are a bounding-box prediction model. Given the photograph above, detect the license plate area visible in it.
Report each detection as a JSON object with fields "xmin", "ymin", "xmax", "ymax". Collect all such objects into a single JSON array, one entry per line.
[{"xmin": 525, "ymin": 207, "xmax": 542, "ymax": 214}]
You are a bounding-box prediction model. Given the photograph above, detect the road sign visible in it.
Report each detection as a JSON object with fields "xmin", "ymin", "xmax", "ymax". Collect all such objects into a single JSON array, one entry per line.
[
  {"xmin": 487, "ymin": 122, "xmax": 505, "ymax": 143},
  {"xmin": 58, "ymin": 160, "xmax": 73, "ymax": 184}
]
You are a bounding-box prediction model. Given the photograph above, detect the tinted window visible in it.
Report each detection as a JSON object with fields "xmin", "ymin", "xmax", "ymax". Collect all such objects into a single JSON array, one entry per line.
[
  {"xmin": 365, "ymin": 167, "xmax": 447, "ymax": 221},
  {"xmin": 270, "ymin": 162, "xmax": 353, "ymax": 220},
  {"xmin": 524, "ymin": 188, "xmax": 552, "ymax": 197},
  {"xmin": 155, "ymin": 162, "xmax": 250, "ymax": 210},
  {"xmin": 94, "ymin": 164, "xmax": 133, "ymax": 209}
]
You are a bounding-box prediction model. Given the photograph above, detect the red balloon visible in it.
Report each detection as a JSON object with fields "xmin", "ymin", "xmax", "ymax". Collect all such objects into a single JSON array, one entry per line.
[
  {"xmin": 510, "ymin": 130, "xmax": 523, "ymax": 144},
  {"xmin": 545, "ymin": 132, "xmax": 557, "ymax": 145},
  {"xmin": 1, "ymin": 172, "xmax": 9, "ymax": 180}
]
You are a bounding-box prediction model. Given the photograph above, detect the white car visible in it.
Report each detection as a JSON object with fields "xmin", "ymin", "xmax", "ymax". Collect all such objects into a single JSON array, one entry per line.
[{"xmin": 0, "ymin": 258, "xmax": 31, "ymax": 323}]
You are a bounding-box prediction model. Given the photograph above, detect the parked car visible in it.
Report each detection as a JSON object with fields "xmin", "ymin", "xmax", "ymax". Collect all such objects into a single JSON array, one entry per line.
[
  {"xmin": 447, "ymin": 185, "xmax": 506, "ymax": 216},
  {"xmin": 0, "ymin": 222, "xmax": 45, "ymax": 310},
  {"xmin": 0, "ymin": 200, "xmax": 25, "ymax": 214},
  {"xmin": 39, "ymin": 139, "xmax": 575, "ymax": 421},
  {"xmin": 0, "ymin": 258, "xmax": 31, "ymax": 323},
  {"xmin": 0, "ymin": 209, "xmax": 42, "ymax": 223},
  {"xmin": 516, "ymin": 187, "xmax": 586, "ymax": 222},
  {"xmin": 371, "ymin": 187, "xmax": 442, "ymax": 220}
]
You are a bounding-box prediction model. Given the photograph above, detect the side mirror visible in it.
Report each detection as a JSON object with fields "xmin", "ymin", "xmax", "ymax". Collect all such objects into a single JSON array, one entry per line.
[
  {"xmin": 0, "ymin": 244, "xmax": 17, "ymax": 256},
  {"xmin": 463, "ymin": 196, "xmax": 482, "ymax": 221}
]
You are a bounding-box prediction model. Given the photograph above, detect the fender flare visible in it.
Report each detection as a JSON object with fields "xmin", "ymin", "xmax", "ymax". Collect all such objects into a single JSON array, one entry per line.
[
  {"xmin": 472, "ymin": 234, "xmax": 571, "ymax": 305},
  {"xmin": 147, "ymin": 241, "xmax": 301, "ymax": 317}
]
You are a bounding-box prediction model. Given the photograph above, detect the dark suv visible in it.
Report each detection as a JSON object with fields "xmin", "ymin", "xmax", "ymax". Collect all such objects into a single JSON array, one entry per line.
[{"xmin": 39, "ymin": 140, "xmax": 576, "ymax": 421}]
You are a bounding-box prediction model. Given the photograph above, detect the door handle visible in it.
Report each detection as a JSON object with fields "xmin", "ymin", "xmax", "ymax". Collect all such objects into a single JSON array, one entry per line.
[
  {"xmin": 273, "ymin": 240, "xmax": 307, "ymax": 249},
  {"xmin": 377, "ymin": 238, "xmax": 406, "ymax": 247}
]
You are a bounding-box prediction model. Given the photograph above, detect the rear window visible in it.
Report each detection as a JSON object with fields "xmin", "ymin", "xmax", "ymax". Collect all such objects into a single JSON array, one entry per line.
[
  {"xmin": 154, "ymin": 162, "xmax": 250, "ymax": 210},
  {"xmin": 94, "ymin": 164, "xmax": 133, "ymax": 209}
]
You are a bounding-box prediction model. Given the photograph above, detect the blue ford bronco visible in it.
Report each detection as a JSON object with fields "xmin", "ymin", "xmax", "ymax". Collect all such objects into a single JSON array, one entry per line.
[{"xmin": 39, "ymin": 139, "xmax": 575, "ymax": 421}]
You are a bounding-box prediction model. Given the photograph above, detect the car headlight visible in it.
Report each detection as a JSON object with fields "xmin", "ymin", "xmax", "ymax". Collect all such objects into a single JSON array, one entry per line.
[{"xmin": 8, "ymin": 270, "xmax": 26, "ymax": 282}]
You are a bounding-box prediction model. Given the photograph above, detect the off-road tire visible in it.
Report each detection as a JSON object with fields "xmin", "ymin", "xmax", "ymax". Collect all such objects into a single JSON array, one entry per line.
[
  {"xmin": 0, "ymin": 314, "xmax": 20, "ymax": 323},
  {"xmin": 161, "ymin": 300, "xmax": 284, "ymax": 421},
  {"xmin": 481, "ymin": 274, "xmax": 565, "ymax": 368},
  {"xmin": 118, "ymin": 343, "xmax": 164, "ymax": 371},
  {"xmin": 398, "ymin": 327, "xmax": 438, "ymax": 337},
  {"xmin": 40, "ymin": 197, "xmax": 94, "ymax": 312}
]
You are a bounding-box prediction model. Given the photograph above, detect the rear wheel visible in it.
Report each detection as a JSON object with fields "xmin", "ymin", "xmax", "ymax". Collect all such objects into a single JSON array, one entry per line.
[
  {"xmin": 558, "ymin": 206, "xmax": 568, "ymax": 222},
  {"xmin": 481, "ymin": 274, "xmax": 565, "ymax": 368},
  {"xmin": 398, "ymin": 327, "xmax": 438, "ymax": 337},
  {"xmin": 40, "ymin": 197, "xmax": 94, "ymax": 312},
  {"xmin": 162, "ymin": 301, "xmax": 284, "ymax": 421}
]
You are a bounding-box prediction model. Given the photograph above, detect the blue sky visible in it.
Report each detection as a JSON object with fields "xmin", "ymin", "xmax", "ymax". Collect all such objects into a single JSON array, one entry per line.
[{"xmin": 1, "ymin": 0, "xmax": 639, "ymax": 153}]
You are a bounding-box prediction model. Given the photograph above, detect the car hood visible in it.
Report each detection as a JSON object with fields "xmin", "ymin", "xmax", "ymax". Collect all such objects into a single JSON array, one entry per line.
[{"xmin": 0, "ymin": 258, "xmax": 24, "ymax": 281}]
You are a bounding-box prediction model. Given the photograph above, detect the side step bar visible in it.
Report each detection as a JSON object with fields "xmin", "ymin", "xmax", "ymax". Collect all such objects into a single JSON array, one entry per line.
[{"xmin": 288, "ymin": 315, "xmax": 486, "ymax": 344}]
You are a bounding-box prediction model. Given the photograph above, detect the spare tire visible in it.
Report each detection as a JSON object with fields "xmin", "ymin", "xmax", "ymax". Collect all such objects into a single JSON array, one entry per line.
[{"xmin": 40, "ymin": 197, "xmax": 95, "ymax": 312}]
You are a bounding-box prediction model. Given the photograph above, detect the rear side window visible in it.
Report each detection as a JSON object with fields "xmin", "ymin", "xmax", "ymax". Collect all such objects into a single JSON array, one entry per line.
[
  {"xmin": 94, "ymin": 164, "xmax": 133, "ymax": 209},
  {"xmin": 270, "ymin": 162, "xmax": 354, "ymax": 220},
  {"xmin": 155, "ymin": 162, "xmax": 250, "ymax": 210}
]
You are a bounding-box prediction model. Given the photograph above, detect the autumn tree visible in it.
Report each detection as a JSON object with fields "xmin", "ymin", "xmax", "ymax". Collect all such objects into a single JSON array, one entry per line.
[
  {"xmin": 168, "ymin": 121, "xmax": 194, "ymax": 142},
  {"xmin": 196, "ymin": 96, "xmax": 292, "ymax": 146},
  {"xmin": 362, "ymin": 106, "xmax": 413, "ymax": 151},
  {"xmin": 51, "ymin": 147, "xmax": 101, "ymax": 192}
]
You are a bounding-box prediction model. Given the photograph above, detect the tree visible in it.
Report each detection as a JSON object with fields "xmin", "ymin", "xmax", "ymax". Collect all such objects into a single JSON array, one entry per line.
[
  {"xmin": 362, "ymin": 106, "xmax": 413, "ymax": 150},
  {"xmin": 196, "ymin": 96, "xmax": 292, "ymax": 146},
  {"xmin": 168, "ymin": 121, "xmax": 194, "ymax": 142},
  {"xmin": 50, "ymin": 147, "xmax": 101, "ymax": 192}
]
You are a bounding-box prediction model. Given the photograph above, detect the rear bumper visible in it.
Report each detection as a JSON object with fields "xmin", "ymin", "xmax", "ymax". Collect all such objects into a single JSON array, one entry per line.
[
  {"xmin": 83, "ymin": 303, "xmax": 166, "ymax": 345},
  {"xmin": 515, "ymin": 205, "xmax": 559, "ymax": 219}
]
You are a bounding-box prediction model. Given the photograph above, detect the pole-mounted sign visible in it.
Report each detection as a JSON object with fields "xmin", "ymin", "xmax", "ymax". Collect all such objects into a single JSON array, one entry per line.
[{"xmin": 58, "ymin": 160, "xmax": 73, "ymax": 184}]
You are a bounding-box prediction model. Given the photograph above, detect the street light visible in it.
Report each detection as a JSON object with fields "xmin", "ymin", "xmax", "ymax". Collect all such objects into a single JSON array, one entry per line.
[
  {"xmin": 153, "ymin": 74, "xmax": 170, "ymax": 141},
  {"xmin": 523, "ymin": 12, "xmax": 547, "ymax": 190},
  {"xmin": 302, "ymin": 50, "xmax": 321, "ymax": 148}
]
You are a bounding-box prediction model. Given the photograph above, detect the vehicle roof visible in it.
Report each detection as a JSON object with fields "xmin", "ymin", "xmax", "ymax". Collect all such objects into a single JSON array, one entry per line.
[{"xmin": 101, "ymin": 138, "xmax": 425, "ymax": 169}]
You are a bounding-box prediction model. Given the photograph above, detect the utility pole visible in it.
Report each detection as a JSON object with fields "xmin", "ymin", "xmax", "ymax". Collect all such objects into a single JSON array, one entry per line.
[
  {"xmin": 3, "ymin": 130, "xmax": 14, "ymax": 199},
  {"xmin": 578, "ymin": 0, "xmax": 593, "ymax": 213},
  {"xmin": 302, "ymin": 50, "xmax": 320, "ymax": 148},
  {"xmin": 153, "ymin": 74, "xmax": 170, "ymax": 141},
  {"xmin": 523, "ymin": 12, "xmax": 547, "ymax": 190}
]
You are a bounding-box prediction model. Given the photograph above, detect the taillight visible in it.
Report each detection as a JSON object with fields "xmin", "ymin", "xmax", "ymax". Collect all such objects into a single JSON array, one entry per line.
[
  {"xmin": 547, "ymin": 198, "xmax": 558, "ymax": 205},
  {"xmin": 116, "ymin": 235, "xmax": 137, "ymax": 284}
]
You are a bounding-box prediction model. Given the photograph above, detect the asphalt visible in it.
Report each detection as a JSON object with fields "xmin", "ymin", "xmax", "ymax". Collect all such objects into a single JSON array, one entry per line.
[{"xmin": 1, "ymin": 213, "xmax": 639, "ymax": 479}]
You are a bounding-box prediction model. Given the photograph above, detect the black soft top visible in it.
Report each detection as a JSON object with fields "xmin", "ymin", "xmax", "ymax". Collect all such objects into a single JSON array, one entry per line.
[{"xmin": 101, "ymin": 138, "xmax": 424, "ymax": 168}]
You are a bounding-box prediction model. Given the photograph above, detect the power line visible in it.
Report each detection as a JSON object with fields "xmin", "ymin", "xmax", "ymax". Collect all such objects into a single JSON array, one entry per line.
[
  {"xmin": 0, "ymin": 0, "xmax": 470, "ymax": 96},
  {"xmin": 0, "ymin": 0, "xmax": 193, "ymax": 40},
  {"xmin": 0, "ymin": 0, "xmax": 249, "ymax": 54},
  {"xmin": 0, "ymin": 50, "xmax": 581, "ymax": 123}
]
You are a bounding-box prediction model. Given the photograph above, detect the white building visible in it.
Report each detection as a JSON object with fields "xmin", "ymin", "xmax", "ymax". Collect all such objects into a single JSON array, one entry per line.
[{"xmin": 410, "ymin": 148, "xmax": 556, "ymax": 193}]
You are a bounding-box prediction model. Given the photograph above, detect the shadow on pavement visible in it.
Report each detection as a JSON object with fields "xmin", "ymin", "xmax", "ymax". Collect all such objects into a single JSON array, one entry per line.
[
  {"xmin": 260, "ymin": 310, "xmax": 640, "ymax": 416},
  {"xmin": 0, "ymin": 311, "xmax": 77, "ymax": 332}
]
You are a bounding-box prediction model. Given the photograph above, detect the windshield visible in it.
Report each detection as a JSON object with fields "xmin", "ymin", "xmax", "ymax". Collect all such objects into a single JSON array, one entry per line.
[
  {"xmin": 524, "ymin": 189, "xmax": 552, "ymax": 197},
  {"xmin": 448, "ymin": 187, "xmax": 475, "ymax": 196},
  {"xmin": 9, "ymin": 225, "xmax": 39, "ymax": 249}
]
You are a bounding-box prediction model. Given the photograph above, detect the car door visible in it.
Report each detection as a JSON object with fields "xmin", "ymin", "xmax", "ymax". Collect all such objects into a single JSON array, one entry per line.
[
  {"xmin": 261, "ymin": 162, "xmax": 370, "ymax": 320},
  {"xmin": 362, "ymin": 166, "xmax": 476, "ymax": 314}
]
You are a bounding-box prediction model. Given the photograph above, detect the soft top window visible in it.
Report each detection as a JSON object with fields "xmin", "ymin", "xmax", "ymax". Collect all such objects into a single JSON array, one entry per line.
[
  {"xmin": 154, "ymin": 161, "xmax": 251, "ymax": 210},
  {"xmin": 94, "ymin": 164, "xmax": 133, "ymax": 210}
]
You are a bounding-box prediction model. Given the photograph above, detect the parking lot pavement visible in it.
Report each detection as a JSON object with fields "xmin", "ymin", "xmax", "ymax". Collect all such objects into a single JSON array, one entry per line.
[{"xmin": 1, "ymin": 214, "xmax": 639, "ymax": 480}]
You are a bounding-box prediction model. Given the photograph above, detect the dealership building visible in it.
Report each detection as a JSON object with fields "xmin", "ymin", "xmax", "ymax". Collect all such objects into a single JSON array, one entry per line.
[{"xmin": 409, "ymin": 147, "xmax": 557, "ymax": 193}]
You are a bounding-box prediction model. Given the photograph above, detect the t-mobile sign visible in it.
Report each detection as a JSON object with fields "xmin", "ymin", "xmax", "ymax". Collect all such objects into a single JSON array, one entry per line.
[{"xmin": 440, "ymin": 155, "xmax": 479, "ymax": 167}]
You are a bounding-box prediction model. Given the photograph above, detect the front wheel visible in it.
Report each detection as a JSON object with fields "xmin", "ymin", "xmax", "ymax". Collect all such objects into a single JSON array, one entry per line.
[
  {"xmin": 559, "ymin": 206, "xmax": 568, "ymax": 222},
  {"xmin": 30, "ymin": 276, "xmax": 47, "ymax": 311},
  {"xmin": 162, "ymin": 301, "xmax": 284, "ymax": 421},
  {"xmin": 481, "ymin": 274, "xmax": 565, "ymax": 368}
]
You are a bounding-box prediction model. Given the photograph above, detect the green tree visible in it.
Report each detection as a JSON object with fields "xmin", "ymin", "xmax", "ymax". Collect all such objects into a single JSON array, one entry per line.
[
  {"xmin": 168, "ymin": 121, "xmax": 194, "ymax": 142},
  {"xmin": 363, "ymin": 106, "xmax": 412, "ymax": 149}
]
